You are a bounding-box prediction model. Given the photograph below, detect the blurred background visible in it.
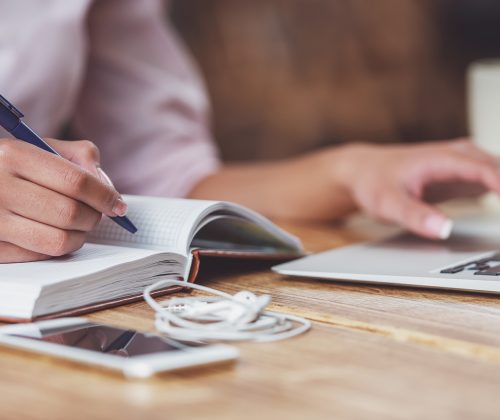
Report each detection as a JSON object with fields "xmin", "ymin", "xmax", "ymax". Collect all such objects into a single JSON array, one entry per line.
[{"xmin": 170, "ymin": 0, "xmax": 500, "ymax": 162}]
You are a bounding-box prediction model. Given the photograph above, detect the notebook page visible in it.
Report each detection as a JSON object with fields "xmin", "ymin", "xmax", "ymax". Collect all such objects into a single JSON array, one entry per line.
[{"xmin": 88, "ymin": 195, "xmax": 218, "ymax": 254}]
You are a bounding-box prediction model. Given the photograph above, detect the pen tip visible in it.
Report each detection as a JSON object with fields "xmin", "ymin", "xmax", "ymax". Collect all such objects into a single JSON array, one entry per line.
[{"xmin": 111, "ymin": 215, "xmax": 138, "ymax": 234}]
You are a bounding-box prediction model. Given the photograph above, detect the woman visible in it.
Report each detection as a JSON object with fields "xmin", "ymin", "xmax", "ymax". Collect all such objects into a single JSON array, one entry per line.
[{"xmin": 0, "ymin": 0, "xmax": 499, "ymax": 263}]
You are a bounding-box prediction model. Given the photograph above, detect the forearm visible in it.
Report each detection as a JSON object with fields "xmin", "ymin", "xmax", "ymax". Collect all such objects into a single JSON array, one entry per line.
[{"xmin": 188, "ymin": 145, "xmax": 357, "ymax": 221}]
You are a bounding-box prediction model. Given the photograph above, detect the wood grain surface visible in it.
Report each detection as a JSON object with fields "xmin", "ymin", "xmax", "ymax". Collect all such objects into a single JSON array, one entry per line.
[{"xmin": 2, "ymin": 204, "xmax": 500, "ymax": 419}]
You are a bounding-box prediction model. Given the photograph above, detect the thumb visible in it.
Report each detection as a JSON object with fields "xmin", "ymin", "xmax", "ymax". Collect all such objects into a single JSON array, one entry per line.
[
  {"xmin": 377, "ymin": 189, "xmax": 453, "ymax": 240},
  {"xmin": 44, "ymin": 138, "xmax": 101, "ymax": 177},
  {"xmin": 44, "ymin": 138, "xmax": 120, "ymax": 191}
]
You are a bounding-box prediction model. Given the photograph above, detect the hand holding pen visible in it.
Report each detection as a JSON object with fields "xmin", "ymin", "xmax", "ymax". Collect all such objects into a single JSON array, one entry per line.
[{"xmin": 0, "ymin": 94, "xmax": 137, "ymax": 263}]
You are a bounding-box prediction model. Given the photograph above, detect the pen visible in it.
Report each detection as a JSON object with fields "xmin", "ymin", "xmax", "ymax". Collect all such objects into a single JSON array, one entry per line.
[{"xmin": 0, "ymin": 94, "xmax": 137, "ymax": 234}]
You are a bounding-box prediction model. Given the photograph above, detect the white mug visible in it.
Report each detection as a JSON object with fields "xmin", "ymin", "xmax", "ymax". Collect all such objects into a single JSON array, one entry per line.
[{"xmin": 467, "ymin": 59, "xmax": 500, "ymax": 211}]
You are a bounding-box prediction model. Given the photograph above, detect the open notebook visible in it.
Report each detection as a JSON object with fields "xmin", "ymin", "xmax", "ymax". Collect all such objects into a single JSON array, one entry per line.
[{"xmin": 0, "ymin": 196, "xmax": 303, "ymax": 322}]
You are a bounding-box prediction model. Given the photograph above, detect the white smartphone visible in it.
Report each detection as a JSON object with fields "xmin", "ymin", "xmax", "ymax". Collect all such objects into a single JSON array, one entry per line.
[{"xmin": 0, "ymin": 318, "xmax": 239, "ymax": 378}]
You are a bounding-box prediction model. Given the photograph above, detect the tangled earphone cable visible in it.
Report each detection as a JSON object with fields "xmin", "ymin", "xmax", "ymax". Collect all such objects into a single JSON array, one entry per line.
[{"xmin": 143, "ymin": 279, "xmax": 311, "ymax": 343}]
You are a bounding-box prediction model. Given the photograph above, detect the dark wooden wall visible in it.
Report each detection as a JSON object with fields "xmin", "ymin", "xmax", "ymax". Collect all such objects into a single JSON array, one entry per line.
[{"xmin": 170, "ymin": 0, "xmax": 500, "ymax": 161}]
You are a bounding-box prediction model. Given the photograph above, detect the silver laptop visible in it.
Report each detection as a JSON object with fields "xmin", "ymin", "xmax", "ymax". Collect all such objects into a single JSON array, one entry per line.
[{"xmin": 273, "ymin": 214, "xmax": 500, "ymax": 294}]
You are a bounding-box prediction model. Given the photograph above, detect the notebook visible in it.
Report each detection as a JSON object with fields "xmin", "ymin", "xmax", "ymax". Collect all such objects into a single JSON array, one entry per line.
[{"xmin": 0, "ymin": 195, "xmax": 303, "ymax": 322}]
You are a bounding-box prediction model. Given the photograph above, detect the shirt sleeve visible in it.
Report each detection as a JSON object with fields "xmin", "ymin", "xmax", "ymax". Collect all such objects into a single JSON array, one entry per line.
[{"xmin": 71, "ymin": 0, "xmax": 220, "ymax": 197}]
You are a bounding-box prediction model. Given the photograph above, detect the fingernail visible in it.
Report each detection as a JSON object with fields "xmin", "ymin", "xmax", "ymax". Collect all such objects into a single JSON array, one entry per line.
[
  {"xmin": 112, "ymin": 198, "xmax": 128, "ymax": 217},
  {"xmin": 96, "ymin": 167, "xmax": 116, "ymax": 189},
  {"xmin": 424, "ymin": 215, "xmax": 453, "ymax": 240}
]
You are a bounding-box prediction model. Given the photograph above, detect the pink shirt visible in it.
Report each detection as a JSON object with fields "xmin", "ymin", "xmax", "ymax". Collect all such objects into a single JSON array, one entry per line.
[{"xmin": 0, "ymin": 0, "xmax": 220, "ymax": 197}]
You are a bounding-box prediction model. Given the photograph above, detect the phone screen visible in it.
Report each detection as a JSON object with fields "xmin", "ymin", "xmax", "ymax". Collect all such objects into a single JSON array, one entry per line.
[{"xmin": 14, "ymin": 322, "xmax": 195, "ymax": 358}]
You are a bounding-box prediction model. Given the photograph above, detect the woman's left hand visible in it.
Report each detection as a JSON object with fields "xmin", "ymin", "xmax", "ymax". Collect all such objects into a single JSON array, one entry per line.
[{"xmin": 335, "ymin": 139, "xmax": 500, "ymax": 239}]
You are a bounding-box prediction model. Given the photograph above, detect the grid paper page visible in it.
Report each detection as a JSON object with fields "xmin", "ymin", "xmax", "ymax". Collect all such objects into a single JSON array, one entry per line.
[{"xmin": 88, "ymin": 195, "xmax": 218, "ymax": 254}]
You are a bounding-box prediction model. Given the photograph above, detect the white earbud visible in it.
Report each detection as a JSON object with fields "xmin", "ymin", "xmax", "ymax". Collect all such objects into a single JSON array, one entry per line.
[{"xmin": 233, "ymin": 291, "xmax": 257, "ymax": 303}]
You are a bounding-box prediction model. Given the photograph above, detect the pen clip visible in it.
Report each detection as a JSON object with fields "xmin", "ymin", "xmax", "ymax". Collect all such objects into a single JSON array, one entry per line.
[{"xmin": 0, "ymin": 95, "xmax": 24, "ymax": 119}]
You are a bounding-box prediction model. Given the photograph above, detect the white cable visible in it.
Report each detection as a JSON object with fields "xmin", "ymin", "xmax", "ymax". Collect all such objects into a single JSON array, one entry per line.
[{"xmin": 143, "ymin": 279, "xmax": 311, "ymax": 343}]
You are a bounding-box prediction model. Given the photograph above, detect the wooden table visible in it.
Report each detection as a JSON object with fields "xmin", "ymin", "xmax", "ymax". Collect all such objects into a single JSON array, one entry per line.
[{"xmin": 2, "ymin": 211, "xmax": 500, "ymax": 420}]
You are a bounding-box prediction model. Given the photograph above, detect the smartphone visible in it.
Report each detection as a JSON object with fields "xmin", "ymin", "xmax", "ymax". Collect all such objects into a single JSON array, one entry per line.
[{"xmin": 0, "ymin": 318, "xmax": 239, "ymax": 378}]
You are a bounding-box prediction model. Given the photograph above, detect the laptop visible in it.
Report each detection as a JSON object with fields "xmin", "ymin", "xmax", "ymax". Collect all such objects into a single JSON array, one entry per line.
[{"xmin": 273, "ymin": 214, "xmax": 500, "ymax": 294}]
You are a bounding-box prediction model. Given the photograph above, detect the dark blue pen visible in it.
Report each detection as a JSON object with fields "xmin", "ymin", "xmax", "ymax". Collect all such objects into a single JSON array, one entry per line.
[{"xmin": 0, "ymin": 94, "xmax": 137, "ymax": 234}]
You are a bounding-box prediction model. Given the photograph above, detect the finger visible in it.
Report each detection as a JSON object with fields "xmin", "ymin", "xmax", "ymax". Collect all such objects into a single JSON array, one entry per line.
[
  {"xmin": 44, "ymin": 139, "xmax": 101, "ymax": 176},
  {"xmin": 0, "ymin": 212, "xmax": 87, "ymax": 257},
  {"xmin": 441, "ymin": 155, "xmax": 500, "ymax": 192},
  {"xmin": 5, "ymin": 178, "xmax": 102, "ymax": 232},
  {"xmin": 448, "ymin": 139, "xmax": 497, "ymax": 163},
  {"xmin": 375, "ymin": 188, "xmax": 453, "ymax": 240},
  {"xmin": 408, "ymin": 152, "xmax": 500, "ymax": 198},
  {"xmin": 0, "ymin": 139, "xmax": 127, "ymax": 217},
  {"xmin": 0, "ymin": 242, "xmax": 50, "ymax": 263}
]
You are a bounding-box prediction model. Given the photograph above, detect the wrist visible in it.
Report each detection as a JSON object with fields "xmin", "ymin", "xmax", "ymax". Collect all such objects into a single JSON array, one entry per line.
[{"xmin": 319, "ymin": 142, "xmax": 373, "ymax": 190}]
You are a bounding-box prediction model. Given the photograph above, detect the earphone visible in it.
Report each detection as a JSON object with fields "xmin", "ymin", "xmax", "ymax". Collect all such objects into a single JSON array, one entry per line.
[{"xmin": 143, "ymin": 279, "xmax": 311, "ymax": 343}]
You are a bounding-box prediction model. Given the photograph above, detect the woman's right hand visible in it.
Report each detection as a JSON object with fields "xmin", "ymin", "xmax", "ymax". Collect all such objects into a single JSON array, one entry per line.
[{"xmin": 0, "ymin": 138, "xmax": 127, "ymax": 263}]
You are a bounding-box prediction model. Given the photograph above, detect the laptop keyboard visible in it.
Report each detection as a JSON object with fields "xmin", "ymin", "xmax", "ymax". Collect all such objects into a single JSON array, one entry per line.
[{"xmin": 440, "ymin": 253, "xmax": 500, "ymax": 276}]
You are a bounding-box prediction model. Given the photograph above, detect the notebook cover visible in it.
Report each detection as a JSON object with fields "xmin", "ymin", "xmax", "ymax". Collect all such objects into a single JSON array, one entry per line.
[{"xmin": 1, "ymin": 249, "xmax": 301, "ymax": 323}]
